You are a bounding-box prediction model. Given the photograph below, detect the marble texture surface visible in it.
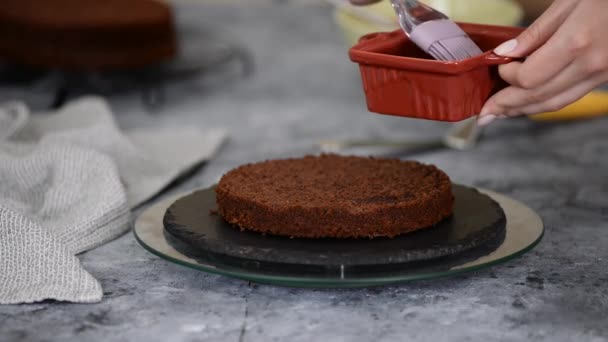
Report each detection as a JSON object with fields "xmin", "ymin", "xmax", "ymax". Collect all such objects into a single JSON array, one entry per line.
[{"xmin": 1, "ymin": 2, "xmax": 607, "ymax": 341}]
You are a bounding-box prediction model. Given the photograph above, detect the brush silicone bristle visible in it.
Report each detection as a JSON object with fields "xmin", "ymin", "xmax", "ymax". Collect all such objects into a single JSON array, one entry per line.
[
  {"xmin": 410, "ymin": 19, "xmax": 483, "ymax": 61},
  {"xmin": 428, "ymin": 36, "xmax": 483, "ymax": 61}
]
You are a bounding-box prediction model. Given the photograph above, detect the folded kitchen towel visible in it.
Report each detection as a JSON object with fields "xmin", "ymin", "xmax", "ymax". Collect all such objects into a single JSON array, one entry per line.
[{"xmin": 0, "ymin": 96, "xmax": 226, "ymax": 304}]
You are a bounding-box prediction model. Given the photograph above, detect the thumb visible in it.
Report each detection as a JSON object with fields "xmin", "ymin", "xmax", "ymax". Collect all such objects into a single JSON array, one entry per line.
[{"xmin": 494, "ymin": 0, "xmax": 577, "ymax": 57}]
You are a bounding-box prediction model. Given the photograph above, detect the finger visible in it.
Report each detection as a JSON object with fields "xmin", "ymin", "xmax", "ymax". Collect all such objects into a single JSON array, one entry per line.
[
  {"xmin": 496, "ymin": 61, "xmax": 524, "ymax": 87},
  {"xmin": 479, "ymin": 86, "xmax": 517, "ymax": 117},
  {"xmin": 494, "ymin": 59, "xmax": 589, "ymax": 108},
  {"xmin": 506, "ymin": 77, "xmax": 603, "ymax": 117},
  {"xmin": 493, "ymin": 1, "xmax": 581, "ymax": 89},
  {"xmin": 494, "ymin": 0, "xmax": 578, "ymax": 58},
  {"xmin": 478, "ymin": 79, "xmax": 598, "ymax": 126},
  {"xmin": 512, "ymin": 14, "xmax": 595, "ymax": 90}
]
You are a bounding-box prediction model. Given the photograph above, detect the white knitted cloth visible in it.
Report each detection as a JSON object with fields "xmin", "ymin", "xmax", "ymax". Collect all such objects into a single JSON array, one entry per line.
[{"xmin": 0, "ymin": 97, "xmax": 226, "ymax": 304}]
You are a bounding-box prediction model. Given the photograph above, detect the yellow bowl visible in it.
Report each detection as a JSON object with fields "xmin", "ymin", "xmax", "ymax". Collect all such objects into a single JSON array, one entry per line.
[{"xmin": 333, "ymin": 0, "xmax": 524, "ymax": 47}]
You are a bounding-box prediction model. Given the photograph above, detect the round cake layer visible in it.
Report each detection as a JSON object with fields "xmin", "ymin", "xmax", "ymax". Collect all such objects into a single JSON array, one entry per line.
[
  {"xmin": 215, "ymin": 154, "xmax": 455, "ymax": 239},
  {"xmin": 0, "ymin": 0, "xmax": 177, "ymax": 70}
]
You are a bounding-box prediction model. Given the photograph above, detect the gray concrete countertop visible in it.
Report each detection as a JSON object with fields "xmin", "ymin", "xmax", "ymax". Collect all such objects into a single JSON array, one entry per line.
[{"xmin": 1, "ymin": 2, "xmax": 607, "ymax": 341}]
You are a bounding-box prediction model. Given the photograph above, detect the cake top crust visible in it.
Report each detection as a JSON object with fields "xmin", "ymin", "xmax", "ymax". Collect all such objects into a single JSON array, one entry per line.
[{"xmin": 217, "ymin": 154, "xmax": 451, "ymax": 212}]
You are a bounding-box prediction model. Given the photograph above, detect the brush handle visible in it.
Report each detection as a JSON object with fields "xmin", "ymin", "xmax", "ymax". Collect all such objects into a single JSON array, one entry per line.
[{"xmin": 390, "ymin": 0, "xmax": 447, "ymax": 34}]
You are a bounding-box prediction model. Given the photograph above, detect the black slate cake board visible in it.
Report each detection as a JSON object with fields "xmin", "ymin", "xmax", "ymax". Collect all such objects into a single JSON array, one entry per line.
[{"xmin": 162, "ymin": 184, "xmax": 506, "ymax": 277}]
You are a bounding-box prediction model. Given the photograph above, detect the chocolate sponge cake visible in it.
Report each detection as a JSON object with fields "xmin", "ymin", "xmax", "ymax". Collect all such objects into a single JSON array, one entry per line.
[
  {"xmin": 0, "ymin": 0, "xmax": 177, "ymax": 70},
  {"xmin": 215, "ymin": 154, "xmax": 454, "ymax": 239}
]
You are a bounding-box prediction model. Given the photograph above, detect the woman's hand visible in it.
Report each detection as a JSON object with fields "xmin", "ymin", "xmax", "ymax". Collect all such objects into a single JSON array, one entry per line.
[
  {"xmin": 478, "ymin": 0, "xmax": 608, "ymax": 126},
  {"xmin": 349, "ymin": 0, "xmax": 608, "ymax": 126}
]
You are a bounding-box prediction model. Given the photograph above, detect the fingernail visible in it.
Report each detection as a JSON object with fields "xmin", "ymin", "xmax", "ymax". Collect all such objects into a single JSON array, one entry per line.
[
  {"xmin": 477, "ymin": 114, "xmax": 497, "ymax": 127},
  {"xmin": 494, "ymin": 39, "xmax": 517, "ymax": 56}
]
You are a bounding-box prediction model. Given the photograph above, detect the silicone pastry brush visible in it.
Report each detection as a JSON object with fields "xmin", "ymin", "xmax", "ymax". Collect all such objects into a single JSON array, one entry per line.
[{"xmin": 390, "ymin": 0, "xmax": 483, "ymax": 61}]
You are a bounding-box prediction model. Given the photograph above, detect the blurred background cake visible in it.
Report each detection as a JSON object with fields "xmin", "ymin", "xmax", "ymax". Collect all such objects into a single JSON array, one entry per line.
[{"xmin": 0, "ymin": 0, "xmax": 177, "ymax": 70}]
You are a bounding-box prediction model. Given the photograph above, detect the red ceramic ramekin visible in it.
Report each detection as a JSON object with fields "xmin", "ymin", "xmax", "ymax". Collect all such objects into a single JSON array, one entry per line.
[{"xmin": 349, "ymin": 23, "xmax": 524, "ymax": 122}]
